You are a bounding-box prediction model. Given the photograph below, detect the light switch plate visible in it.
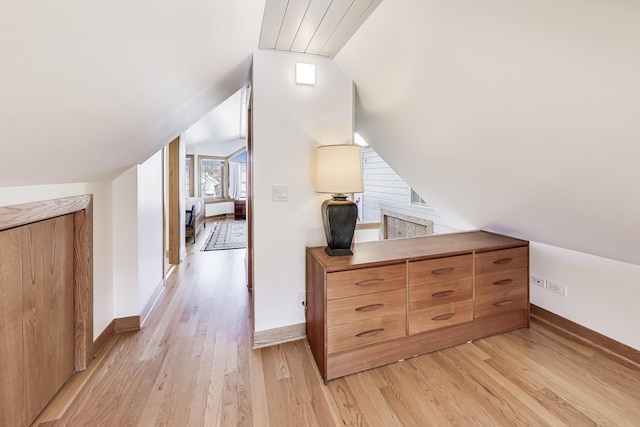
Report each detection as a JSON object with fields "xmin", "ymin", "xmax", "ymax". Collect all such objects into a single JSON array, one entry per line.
[{"xmin": 272, "ymin": 185, "xmax": 288, "ymax": 202}]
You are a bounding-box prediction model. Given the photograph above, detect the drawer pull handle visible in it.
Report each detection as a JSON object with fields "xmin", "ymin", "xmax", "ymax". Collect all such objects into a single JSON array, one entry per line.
[
  {"xmin": 493, "ymin": 258, "xmax": 513, "ymax": 265},
  {"xmin": 355, "ymin": 304, "xmax": 384, "ymax": 312},
  {"xmin": 355, "ymin": 279, "xmax": 384, "ymax": 287},
  {"xmin": 494, "ymin": 300, "xmax": 513, "ymax": 307},
  {"xmin": 355, "ymin": 328, "xmax": 384, "ymax": 338},
  {"xmin": 493, "ymin": 279, "xmax": 513, "ymax": 286},
  {"xmin": 432, "ymin": 290, "xmax": 455, "ymax": 298},
  {"xmin": 432, "ymin": 313, "xmax": 455, "ymax": 321},
  {"xmin": 432, "ymin": 267, "xmax": 455, "ymax": 275}
]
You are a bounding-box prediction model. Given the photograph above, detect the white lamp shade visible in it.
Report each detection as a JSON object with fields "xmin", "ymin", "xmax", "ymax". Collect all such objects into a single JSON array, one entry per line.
[{"xmin": 315, "ymin": 145, "xmax": 363, "ymax": 194}]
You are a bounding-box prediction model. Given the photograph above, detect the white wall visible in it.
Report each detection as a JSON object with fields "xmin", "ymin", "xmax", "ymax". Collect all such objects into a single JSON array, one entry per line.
[
  {"xmin": 531, "ymin": 243, "xmax": 640, "ymax": 350},
  {"xmin": 337, "ymin": 0, "xmax": 640, "ymax": 350},
  {"xmin": 137, "ymin": 151, "xmax": 164, "ymax": 312},
  {"xmin": 0, "ymin": 182, "xmax": 114, "ymax": 340},
  {"xmin": 206, "ymin": 201, "xmax": 234, "ymax": 217},
  {"xmin": 112, "ymin": 167, "xmax": 139, "ymax": 318},
  {"xmin": 112, "ymin": 150, "xmax": 165, "ymax": 317},
  {"xmin": 252, "ymin": 50, "xmax": 354, "ymax": 332}
]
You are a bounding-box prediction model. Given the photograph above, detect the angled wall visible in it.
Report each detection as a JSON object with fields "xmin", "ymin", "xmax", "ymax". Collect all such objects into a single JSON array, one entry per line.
[{"xmin": 252, "ymin": 50, "xmax": 354, "ymax": 332}]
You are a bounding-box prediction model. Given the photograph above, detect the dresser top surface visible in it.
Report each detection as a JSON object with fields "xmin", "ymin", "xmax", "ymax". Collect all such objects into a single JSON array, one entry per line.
[{"xmin": 307, "ymin": 230, "xmax": 528, "ymax": 271}]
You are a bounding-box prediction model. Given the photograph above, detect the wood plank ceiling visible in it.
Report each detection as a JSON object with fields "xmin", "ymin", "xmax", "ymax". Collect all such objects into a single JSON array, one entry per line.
[{"xmin": 259, "ymin": 0, "xmax": 382, "ymax": 58}]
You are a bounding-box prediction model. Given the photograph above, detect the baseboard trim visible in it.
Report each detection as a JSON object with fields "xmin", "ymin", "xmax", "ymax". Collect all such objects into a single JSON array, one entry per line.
[
  {"xmin": 92, "ymin": 320, "xmax": 115, "ymax": 357},
  {"xmin": 93, "ymin": 314, "xmax": 143, "ymax": 358},
  {"xmin": 530, "ymin": 304, "xmax": 640, "ymax": 367},
  {"xmin": 140, "ymin": 279, "xmax": 165, "ymax": 327},
  {"xmin": 114, "ymin": 316, "xmax": 141, "ymax": 333},
  {"xmin": 253, "ymin": 323, "xmax": 306, "ymax": 349}
]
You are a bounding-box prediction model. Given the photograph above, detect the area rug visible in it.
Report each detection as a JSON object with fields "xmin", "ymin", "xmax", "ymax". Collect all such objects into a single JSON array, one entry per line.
[{"xmin": 203, "ymin": 219, "xmax": 247, "ymax": 251}]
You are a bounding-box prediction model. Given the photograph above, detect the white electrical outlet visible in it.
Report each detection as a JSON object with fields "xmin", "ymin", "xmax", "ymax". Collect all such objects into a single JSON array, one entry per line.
[
  {"xmin": 546, "ymin": 280, "xmax": 567, "ymax": 296},
  {"xmin": 530, "ymin": 275, "xmax": 545, "ymax": 287},
  {"xmin": 298, "ymin": 292, "xmax": 306, "ymax": 308}
]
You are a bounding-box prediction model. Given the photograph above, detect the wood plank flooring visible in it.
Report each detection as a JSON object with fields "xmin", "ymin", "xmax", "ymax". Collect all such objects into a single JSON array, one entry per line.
[{"xmin": 33, "ymin": 233, "xmax": 640, "ymax": 426}]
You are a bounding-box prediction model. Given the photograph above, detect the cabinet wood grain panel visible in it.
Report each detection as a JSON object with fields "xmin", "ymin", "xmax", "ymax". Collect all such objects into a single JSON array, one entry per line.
[
  {"xmin": 408, "ymin": 254, "xmax": 472, "ymax": 287},
  {"xmin": 0, "ymin": 227, "xmax": 25, "ymax": 427},
  {"xmin": 475, "ymin": 247, "xmax": 528, "ymax": 275},
  {"xmin": 326, "ymin": 264, "xmax": 405, "ymax": 300},
  {"xmin": 327, "ymin": 289, "xmax": 406, "ymax": 328},
  {"xmin": 409, "ymin": 299, "xmax": 474, "ymax": 335},
  {"xmin": 22, "ymin": 215, "xmax": 75, "ymax": 423},
  {"xmin": 328, "ymin": 315, "xmax": 406, "ymax": 353},
  {"xmin": 408, "ymin": 277, "xmax": 472, "ymax": 310}
]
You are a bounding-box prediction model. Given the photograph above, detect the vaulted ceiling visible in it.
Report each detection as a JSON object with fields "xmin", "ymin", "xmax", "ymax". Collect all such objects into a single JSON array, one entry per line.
[{"xmin": 3, "ymin": 0, "xmax": 639, "ymax": 268}]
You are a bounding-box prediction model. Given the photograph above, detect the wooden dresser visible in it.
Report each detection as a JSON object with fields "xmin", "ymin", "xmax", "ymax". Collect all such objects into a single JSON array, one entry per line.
[{"xmin": 305, "ymin": 230, "xmax": 529, "ymax": 382}]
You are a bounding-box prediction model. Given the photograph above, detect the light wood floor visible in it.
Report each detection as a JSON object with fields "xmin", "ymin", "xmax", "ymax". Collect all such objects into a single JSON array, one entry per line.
[{"xmin": 34, "ymin": 238, "xmax": 640, "ymax": 426}]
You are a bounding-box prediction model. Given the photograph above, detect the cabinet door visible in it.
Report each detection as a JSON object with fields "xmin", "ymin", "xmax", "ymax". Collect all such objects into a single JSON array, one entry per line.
[
  {"xmin": 22, "ymin": 215, "xmax": 75, "ymax": 423},
  {"xmin": 0, "ymin": 227, "xmax": 25, "ymax": 427}
]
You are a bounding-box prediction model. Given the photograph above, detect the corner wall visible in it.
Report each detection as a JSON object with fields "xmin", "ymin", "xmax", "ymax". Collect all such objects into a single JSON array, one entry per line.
[{"xmin": 252, "ymin": 50, "xmax": 354, "ymax": 332}]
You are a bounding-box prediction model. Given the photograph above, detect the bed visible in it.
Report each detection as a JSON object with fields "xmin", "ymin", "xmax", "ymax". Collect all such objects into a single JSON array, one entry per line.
[{"xmin": 185, "ymin": 197, "xmax": 206, "ymax": 243}]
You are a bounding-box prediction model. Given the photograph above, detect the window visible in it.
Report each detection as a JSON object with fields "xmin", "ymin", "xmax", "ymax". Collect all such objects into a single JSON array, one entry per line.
[
  {"xmin": 185, "ymin": 155, "xmax": 194, "ymax": 197},
  {"xmin": 410, "ymin": 188, "xmax": 431, "ymax": 208},
  {"xmin": 229, "ymin": 149, "xmax": 248, "ymax": 199},
  {"xmin": 199, "ymin": 156, "xmax": 227, "ymax": 200},
  {"xmin": 239, "ymin": 162, "xmax": 247, "ymax": 198}
]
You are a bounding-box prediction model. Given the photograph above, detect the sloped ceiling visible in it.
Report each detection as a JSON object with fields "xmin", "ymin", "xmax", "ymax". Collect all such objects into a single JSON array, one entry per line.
[
  {"xmin": 336, "ymin": 0, "xmax": 640, "ymax": 266},
  {"xmin": 0, "ymin": 0, "xmax": 264, "ymax": 186}
]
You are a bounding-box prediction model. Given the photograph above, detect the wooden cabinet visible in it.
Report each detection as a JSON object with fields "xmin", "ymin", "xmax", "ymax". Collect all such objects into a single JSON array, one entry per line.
[
  {"xmin": 0, "ymin": 215, "xmax": 75, "ymax": 427},
  {"xmin": 306, "ymin": 230, "xmax": 529, "ymax": 382},
  {"xmin": 0, "ymin": 227, "xmax": 25, "ymax": 427},
  {"xmin": 474, "ymin": 247, "xmax": 529, "ymax": 319},
  {"xmin": 326, "ymin": 264, "xmax": 406, "ymax": 353}
]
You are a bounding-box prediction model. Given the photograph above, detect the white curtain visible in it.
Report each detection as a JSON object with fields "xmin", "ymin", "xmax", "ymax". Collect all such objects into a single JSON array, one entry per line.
[{"xmin": 229, "ymin": 161, "xmax": 240, "ymax": 199}]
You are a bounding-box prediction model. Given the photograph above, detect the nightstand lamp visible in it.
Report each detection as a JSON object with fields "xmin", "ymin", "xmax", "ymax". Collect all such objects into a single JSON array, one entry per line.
[{"xmin": 315, "ymin": 144, "xmax": 363, "ymax": 256}]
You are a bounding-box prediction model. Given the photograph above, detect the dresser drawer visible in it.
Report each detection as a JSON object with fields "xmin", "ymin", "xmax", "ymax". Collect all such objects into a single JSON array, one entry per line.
[
  {"xmin": 476, "ymin": 267, "xmax": 528, "ymax": 293},
  {"xmin": 327, "ymin": 289, "xmax": 406, "ymax": 328},
  {"xmin": 409, "ymin": 299, "xmax": 473, "ymax": 335},
  {"xmin": 475, "ymin": 286, "xmax": 528, "ymax": 318},
  {"xmin": 327, "ymin": 314, "xmax": 406, "ymax": 353},
  {"xmin": 409, "ymin": 278, "xmax": 472, "ymax": 310},
  {"xmin": 327, "ymin": 264, "xmax": 406, "ymax": 300},
  {"xmin": 475, "ymin": 247, "xmax": 528, "ymax": 275},
  {"xmin": 408, "ymin": 254, "xmax": 472, "ymax": 287}
]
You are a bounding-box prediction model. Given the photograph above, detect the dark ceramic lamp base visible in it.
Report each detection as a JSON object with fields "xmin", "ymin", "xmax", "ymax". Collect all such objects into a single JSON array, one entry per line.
[{"xmin": 321, "ymin": 194, "xmax": 358, "ymax": 256}]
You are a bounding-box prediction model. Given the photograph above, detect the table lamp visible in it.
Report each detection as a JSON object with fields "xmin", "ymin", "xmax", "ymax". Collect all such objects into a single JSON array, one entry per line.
[{"xmin": 315, "ymin": 144, "xmax": 363, "ymax": 256}]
